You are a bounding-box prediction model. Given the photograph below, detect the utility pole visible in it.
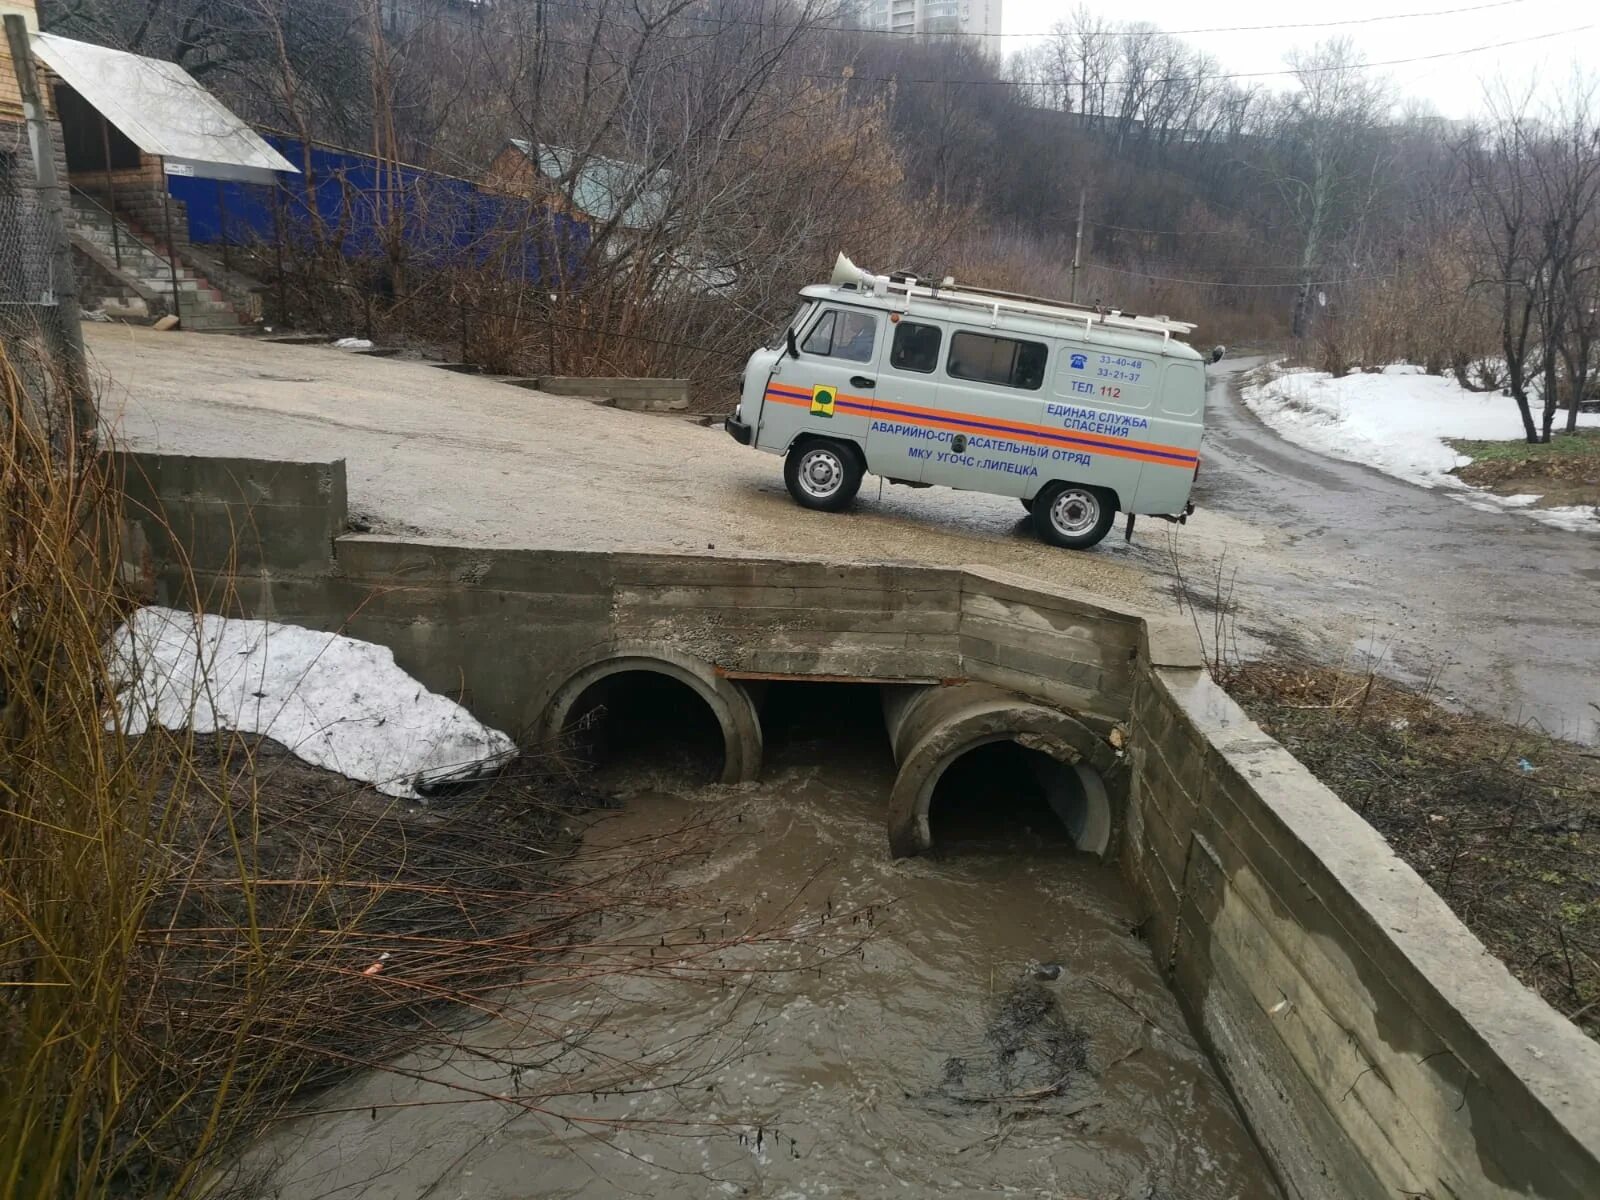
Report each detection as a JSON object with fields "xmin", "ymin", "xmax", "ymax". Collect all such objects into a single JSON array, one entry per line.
[
  {"xmin": 4, "ymin": 12, "xmax": 93, "ymax": 446},
  {"xmin": 1070, "ymin": 187, "xmax": 1086, "ymax": 304}
]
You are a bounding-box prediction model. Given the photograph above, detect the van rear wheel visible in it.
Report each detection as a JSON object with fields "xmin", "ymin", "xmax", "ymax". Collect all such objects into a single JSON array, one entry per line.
[
  {"xmin": 784, "ymin": 438, "xmax": 863, "ymax": 512},
  {"xmin": 1032, "ymin": 482, "xmax": 1117, "ymax": 550}
]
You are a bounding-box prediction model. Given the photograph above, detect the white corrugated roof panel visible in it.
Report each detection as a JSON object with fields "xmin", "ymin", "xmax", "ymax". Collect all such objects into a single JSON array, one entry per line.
[
  {"xmin": 509, "ymin": 139, "xmax": 668, "ymax": 230},
  {"xmin": 31, "ymin": 33, "xmax": 296, "ymax": 182}
]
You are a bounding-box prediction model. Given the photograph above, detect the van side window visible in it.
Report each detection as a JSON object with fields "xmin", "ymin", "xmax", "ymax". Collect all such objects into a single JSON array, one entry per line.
[
  {"xmin": 947, "ymin": 332, "xmax": 1047, "ymax": 390},
  {"xmin": 802, "ymin": 308, "xmax": 878, "ymax": 363},
  {"xmin": 889, "ymin": 321, "xmax": 942, "ymax": 373}
]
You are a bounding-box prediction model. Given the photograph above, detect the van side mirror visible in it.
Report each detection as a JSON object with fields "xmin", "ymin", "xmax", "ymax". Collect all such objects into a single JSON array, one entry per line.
[
  {"xmin": 786, "ymin": 328, "xmax": 799, "ymax": 359},
  {"xmin": 1210, "ymin": 345, "xmax": 1225, "ymax": 364}
]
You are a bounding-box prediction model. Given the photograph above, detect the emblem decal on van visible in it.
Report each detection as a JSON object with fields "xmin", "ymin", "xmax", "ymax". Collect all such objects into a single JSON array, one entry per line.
[
  {"xmin": 810, "ymin": 385, "xmax": 837, "ymax": 418},
  {"xmin": 1069, "ymin": 353, "xmax": 1087, "ymax": 370}
]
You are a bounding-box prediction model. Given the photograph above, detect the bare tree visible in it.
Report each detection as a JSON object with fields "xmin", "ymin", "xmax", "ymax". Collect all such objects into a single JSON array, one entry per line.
[
  {"xmin": 1532, "ymin": 84, "xmax": 1600, "ymax": 436},
  {"xmin": 1263, "ymin": 39, "xmax": 1393, "ymax": 339},
  {"xmin": 1461, "ymin": 84, "xmax": 1600, "ymax": 442},
  {"xmin": 1461, "ymin": 96, "xmax": 1545, "ymax": 442}
]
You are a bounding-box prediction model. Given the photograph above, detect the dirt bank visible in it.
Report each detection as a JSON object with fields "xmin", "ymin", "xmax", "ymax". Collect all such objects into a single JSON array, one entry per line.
[
  {"xmin": 1452, "ymin": 427, "xmax": 1600, "ymax": 512},
  {"xmin": 1224, "ymin": 662, "xmax": 1600, "ymax": 1042}
]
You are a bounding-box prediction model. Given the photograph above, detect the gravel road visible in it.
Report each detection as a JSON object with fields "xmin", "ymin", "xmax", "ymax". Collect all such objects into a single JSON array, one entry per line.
[{"xmin": 91, "ymin": 325, "xmax": 1598, "ymax": 741}]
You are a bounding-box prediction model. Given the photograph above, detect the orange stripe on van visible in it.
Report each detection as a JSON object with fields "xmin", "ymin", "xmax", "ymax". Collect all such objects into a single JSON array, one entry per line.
[{"xmin": 760, "ymin": 386, "xmax": 1198, "ymax": 468}]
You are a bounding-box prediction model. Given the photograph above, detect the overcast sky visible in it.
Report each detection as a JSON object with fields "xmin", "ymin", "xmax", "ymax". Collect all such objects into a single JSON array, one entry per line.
[{"xmin": 999, "ymin": 0, "xmax": 1598, "ymax": 119}]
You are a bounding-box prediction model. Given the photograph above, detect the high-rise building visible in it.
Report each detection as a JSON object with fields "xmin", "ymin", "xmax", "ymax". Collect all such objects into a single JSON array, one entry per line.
[{"xmin": 856, "ymin": 0, "xmax": 1003, "ymax": 40}]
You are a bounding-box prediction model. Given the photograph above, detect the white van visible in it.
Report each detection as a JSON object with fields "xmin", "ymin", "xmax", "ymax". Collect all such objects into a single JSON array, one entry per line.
[{"xmin": 724, "ymin": 256, "xmax": 1210, "ymax": 550}]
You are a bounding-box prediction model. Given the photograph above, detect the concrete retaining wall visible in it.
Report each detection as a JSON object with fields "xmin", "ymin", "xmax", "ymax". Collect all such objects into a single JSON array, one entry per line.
[
  {"xmin": 525, "ymin": 376, "xmax": 690, "ymax": 412},
  {"xmin": 1123, "ymin": 657, "xmax": 1600, "ymax": 1200},
  {"xmin": 114, "ymin": 451, "xmax": 1145, "ymax": 739},
  {"xmin": 115, "ymin": 449, "xmax": 1600, "ymax": 1198}
]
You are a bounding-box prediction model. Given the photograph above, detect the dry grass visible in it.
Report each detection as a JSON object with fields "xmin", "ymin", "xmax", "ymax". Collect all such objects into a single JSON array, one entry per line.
[
  {"xmin": 0, "ymin": 336, "xmax": 874, "ymax": 1199},
  {"xmin": 1222, "ymin": 660, "xmax": 1600, "ymax": 1041}
]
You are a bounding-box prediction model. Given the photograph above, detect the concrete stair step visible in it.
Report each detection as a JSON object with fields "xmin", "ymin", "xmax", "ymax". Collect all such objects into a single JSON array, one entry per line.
[{"xmin": 71, "ymin": 200, "xmax": 250, "ymax": 326}]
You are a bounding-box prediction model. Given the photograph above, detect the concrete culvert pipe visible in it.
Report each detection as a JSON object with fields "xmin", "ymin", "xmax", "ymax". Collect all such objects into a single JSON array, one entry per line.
[
  {"xmin": 536, "ymin": 643, "xmax": 763, "ymax": 784},
  {"xmin": 881, "ymin": 683, "xmax": 1119, "ymax": 858}
]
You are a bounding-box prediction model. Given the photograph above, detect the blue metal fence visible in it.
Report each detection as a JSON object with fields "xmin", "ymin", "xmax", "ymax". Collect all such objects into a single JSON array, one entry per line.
[{"xmin": 164, "ymin": 135, "xmax": 587, "ymax": 283}]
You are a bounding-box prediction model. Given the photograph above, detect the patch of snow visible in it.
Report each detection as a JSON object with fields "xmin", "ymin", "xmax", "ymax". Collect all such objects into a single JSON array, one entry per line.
[
  {"xmin": 333, "ymin": 337, "xmax": 374, "ymax": 350},
  {"xmin": 1242, "ymin": 364, "xmax": 1600, "ymax": 533},
  {"xmin": 1524, "ymin": 504, "xmax": 1600, "ymax": 534},
  {"xmin": 110, "ymin": 607, "xmax": 516, "ymax": 797}
]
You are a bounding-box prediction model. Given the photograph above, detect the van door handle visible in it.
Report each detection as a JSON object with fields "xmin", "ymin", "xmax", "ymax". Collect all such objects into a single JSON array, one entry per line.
[{"xmin": 850, "ymin": 376, "xmax": 875, "ymax": 388}]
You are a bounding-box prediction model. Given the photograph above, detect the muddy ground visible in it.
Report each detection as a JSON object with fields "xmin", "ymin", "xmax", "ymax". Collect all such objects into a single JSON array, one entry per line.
[
  {"xmin": 1452, "ymin": 426, "xmax": 1600, "ymax": 511},
  {"xmin": 1224, "ymin": 662, "xmax": 1600, "ymax": 1041}
]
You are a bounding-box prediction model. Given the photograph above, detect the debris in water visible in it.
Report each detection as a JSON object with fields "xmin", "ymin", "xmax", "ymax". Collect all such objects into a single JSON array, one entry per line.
[
  {"xmin": 1033, "ymin": 962, "xmax": 1063, "ymax": 982},
  {"xmin": 923, "ymin": 980, "xmax": 1091, "ymax": 1113}
]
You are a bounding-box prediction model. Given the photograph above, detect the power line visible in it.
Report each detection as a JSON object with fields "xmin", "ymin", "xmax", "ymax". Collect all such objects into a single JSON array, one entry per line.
[
  {"xmin": 74, "ymin": 0, "xmax": 1591, "ymax": 113},
  {"xmin": 1090, "ymin": 263, "xmax": 1396, "ymax": 288},
  {"xmin": 1004, "ymin": 0, "xmax": 1538, "ymax": 39},
  {"xmin": 196, "ymin": 0, "xmax": 1553, "ymax": 55},
  {"xmin": 820, "ymin": 22, "xmax": 1598, "ymax": 89},
  {"xmin": 422, "ymin": 0, "xmax": 1540, "ymax": 42}
]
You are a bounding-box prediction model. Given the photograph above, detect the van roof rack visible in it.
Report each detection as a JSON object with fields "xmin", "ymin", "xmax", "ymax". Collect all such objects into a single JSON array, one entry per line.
[
  {"xmin": 828, "ymin": 254, "xmax": 1197, "ymax": 340},
  {"xmin": 931, "ymin": 279, "xmax": 1196, "ymax": 337}
]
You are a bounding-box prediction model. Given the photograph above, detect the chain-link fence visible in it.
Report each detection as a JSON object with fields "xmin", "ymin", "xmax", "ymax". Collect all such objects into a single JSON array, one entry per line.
[
  {"xmin": 0, "ymin": 118, "xmax": 87, "ymax": 444},
  {"xmin": 0, "ymin": 130, "xmax": 60, "ymax": 336}
]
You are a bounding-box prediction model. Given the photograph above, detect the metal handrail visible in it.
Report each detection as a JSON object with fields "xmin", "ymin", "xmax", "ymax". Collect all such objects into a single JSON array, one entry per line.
[
  {"xmin": 68, "ymin": 185, "xmax": 178, "ymax": 271},
  {"xmin": 68, "ymin": 184, "xmax": 186, "ymax": 321}
]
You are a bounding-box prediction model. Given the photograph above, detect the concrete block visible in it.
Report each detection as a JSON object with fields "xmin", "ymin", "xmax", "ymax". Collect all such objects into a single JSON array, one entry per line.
[
  {"xmin": 952, "ymin": 613, "xmax": 1135, "ymax": 671},
  {"xmin": 960, "ymin": 563, "xmax": 1153, "ymax": 628},
  {"xmin": 1146, "ymin": 661, "xmax": 1600, "ymax": 1198},
  {"xmin": 1188, "ymin": 935, "xmax": 1387, "ymax": 1200},
  {"xmin": 534, "ymin": 376, "xmax": 691, "ymax": 410},
  {"xmin": 1137, "ymin": 774, "xmax": 1195, "ymax": 891},
  {"xmin": 961, "ymin": 660, "xmax": 1120, "ymax": 722},
  {"xmin": 960, "ymin": 636, "xmax": 1114, "ymax": 698},
  {"xmin": 1141, "ymin": 616, "xmax": 1207, "ymax": 669},
  {"xmin": 335, "ymin": 538, "xmax": 616, "ymax": 596},
  {"xmin": 616, "ymin": 601, "xmax": 959, "ymax": 638},
  {"xmin": 961, "ymin": 588, "xmax": 1142, "ymax": 648}
]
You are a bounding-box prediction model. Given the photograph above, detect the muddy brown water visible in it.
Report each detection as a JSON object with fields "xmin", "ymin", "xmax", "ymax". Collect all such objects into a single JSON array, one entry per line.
[{"xmin": 260, "ymin": 687, "xmax": 1280, "ymax": 1199}]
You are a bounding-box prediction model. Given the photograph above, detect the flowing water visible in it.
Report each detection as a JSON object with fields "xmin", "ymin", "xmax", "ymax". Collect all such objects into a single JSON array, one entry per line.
[{"xmin": 262, "ymin": 685, "xmax": 1281, "ymax": 1200}]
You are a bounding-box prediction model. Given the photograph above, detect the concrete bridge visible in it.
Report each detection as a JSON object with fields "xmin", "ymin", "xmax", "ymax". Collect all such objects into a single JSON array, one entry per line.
[{"xmin": 117, "ymin": 450, "xmax": 1600, "ymax": 1200}]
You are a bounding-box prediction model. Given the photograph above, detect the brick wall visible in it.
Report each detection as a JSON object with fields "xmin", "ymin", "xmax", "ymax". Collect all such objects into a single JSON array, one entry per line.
[
  {"xmin": 74, "ymin": 156, "xmax": 191, "ymax": 253},
  {"xmin": 1, "ymin": 3, "xmax": 44, "ymax": 125}
]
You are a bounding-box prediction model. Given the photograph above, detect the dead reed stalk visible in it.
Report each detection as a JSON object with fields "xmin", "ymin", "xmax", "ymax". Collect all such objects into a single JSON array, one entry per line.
[{"xmin": 1, "ymin": 339, "xmax": 873, "ymax": 1197}]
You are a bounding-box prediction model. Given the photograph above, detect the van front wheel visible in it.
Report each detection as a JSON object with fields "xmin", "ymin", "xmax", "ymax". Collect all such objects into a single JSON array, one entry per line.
[
  {"xmin": 784, "ymin": 438, "xmax": 863, "ymax": 512},
  {"xmin": 1032, "ymin": 482, "xmax": 1117, "ymax": 550}
]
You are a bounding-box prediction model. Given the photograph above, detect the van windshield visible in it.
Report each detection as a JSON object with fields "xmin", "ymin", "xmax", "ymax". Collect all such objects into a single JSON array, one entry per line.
[{"xmin": 767, "ymin": 302, "xmax": 815, "ymax": 350}]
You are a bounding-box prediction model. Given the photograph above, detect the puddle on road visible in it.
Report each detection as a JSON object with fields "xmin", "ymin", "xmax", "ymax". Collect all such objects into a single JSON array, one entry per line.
[{"xmin": 260, "ymin": 687, "xmax": 1280, "ymax": 1200}]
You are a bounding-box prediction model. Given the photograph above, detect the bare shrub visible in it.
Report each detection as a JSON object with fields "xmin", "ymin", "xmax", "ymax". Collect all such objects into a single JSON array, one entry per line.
[{"xmin": 0, "ymin": 337, "xmax": 872, "ymax": 1197}]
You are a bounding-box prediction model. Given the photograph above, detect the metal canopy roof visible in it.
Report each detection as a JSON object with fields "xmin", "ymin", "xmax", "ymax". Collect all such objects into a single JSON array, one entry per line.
[{"xmin": 31, "ymin": 33, "xmax": 297, "ymax": 184}]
